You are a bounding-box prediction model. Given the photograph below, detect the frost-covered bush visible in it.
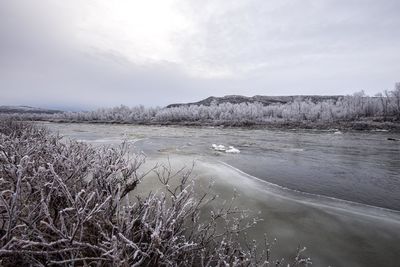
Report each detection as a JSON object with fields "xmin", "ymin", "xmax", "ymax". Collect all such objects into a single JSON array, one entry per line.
[{"xmin": 0, "ymin": 120, "xmax": 311, "ymax": 266}]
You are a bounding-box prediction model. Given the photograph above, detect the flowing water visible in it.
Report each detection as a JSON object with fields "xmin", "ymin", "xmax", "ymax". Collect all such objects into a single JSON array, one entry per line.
[{"xmin": 41, "ymin": 122, "xmax": 400, "ymax": 267}]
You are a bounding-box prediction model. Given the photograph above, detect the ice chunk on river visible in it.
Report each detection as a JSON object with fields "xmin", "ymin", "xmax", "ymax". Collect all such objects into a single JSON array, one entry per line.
[
  {"xmin": 212, "ymin": 144, "xmax": 226, "ymax": 151},
  {"xmin": 225, "ymin": 146, "xmax": 240, "ymax": 153},
  {"xmin": 212, "ymin": 144, "xmax": 240, "ymax": 153}
]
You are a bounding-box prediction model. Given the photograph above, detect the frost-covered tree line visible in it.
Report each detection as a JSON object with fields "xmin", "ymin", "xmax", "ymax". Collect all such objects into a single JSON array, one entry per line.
[
  {"xmin": 0, "ymin": 119, "xmax": 311, "ymax": 266},
  {"xmin": 6, "ymin": 85, "xmax": 400, "ymax": 126},
  {"xmin": 155, "ymin": 87, "xmax": 400, "ymax": 124}
]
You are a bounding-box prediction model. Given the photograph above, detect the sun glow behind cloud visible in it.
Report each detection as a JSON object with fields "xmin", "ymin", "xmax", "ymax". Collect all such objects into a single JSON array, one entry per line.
[
  {"xmin": 72, "ymin": 0, "xmax": 240, "ymax": 78},
  {"xmin": 76, "ymin": 0, "xmax": 189, "ymax": 64}
]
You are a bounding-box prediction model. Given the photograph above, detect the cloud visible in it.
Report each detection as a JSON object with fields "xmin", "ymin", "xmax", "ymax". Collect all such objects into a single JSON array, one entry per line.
[
  {"xmin": 1, "ymin": 0, "xmax": 399, "ymax": 109},
  {"xmin": 178, "ymin": 0, "xmax": 400, "ymax": 77}
]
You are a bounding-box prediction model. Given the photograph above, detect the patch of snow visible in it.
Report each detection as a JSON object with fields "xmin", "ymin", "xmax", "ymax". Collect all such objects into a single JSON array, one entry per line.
[{"xmin": 225, "ymin": 146, "xmax": 240, "ymax": 153}]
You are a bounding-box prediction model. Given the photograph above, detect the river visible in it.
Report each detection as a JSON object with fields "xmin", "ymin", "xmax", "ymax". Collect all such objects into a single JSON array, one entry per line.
[{"xmin": 41, "ymin": 122, "xmax": 400, "ymax": 267}]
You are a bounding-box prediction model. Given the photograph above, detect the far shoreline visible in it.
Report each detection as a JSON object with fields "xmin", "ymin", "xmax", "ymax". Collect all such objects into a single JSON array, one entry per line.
[{"xmin": 32, "ymin": 118, "xmax": 400, "ymax": 133}]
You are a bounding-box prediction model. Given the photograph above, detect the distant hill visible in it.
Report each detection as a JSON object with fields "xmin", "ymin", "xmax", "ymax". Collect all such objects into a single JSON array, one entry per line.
[
  {"xmin": 166, "ymin": 95, "xmax": 343, "ymax": 108},
  {"xmin": 0, "ymin": 105, "xmax": 63, "ymax": 114}
]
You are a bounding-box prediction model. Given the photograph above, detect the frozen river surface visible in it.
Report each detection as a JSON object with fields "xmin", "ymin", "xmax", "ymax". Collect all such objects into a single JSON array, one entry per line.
[{"xmin": 42, "ymin": 122, "xmax": 400, "ymax": 267}]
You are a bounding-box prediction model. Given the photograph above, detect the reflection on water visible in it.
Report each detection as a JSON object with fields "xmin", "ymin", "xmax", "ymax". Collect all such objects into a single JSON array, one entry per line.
[{"xmin": 41, "ymin": 122, "xmax": 400, "ymax": 267}]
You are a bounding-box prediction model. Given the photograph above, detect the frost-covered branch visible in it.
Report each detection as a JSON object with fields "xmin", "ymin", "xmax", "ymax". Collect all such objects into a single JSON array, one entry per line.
[{"xmin": 0, "ymin": 119, "xmax": 311, "ymax": 266}]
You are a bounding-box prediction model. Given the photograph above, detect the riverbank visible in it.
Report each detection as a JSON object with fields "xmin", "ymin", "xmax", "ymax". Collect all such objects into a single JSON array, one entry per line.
[{"xmin": 29, "ymin": 117, "xmax": 400, "ymax": 132}]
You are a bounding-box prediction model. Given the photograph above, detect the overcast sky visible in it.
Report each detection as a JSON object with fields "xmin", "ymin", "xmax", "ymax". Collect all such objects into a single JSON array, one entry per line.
[{"xmin": 1, "ymin": 0, "xmax": 399, "ymax": 110}]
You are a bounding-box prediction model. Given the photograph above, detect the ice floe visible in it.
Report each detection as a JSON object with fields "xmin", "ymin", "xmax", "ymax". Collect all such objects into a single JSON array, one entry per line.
[
  {"xmin": 212, "ymin": 144, "xmax": 240, "ymax": 153},
  {"xmin": 225, "ymin": 146, "xmax": 240, "ymax": 153},
  {"xmin": 212, "ymin": 144, "xmax": 226, "ymax": 151}
]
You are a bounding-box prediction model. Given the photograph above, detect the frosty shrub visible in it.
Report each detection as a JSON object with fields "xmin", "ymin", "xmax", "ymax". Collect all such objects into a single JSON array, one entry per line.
[{"xmin": 0, "ymin": 119, "xmax": 311, "ymax": 266}]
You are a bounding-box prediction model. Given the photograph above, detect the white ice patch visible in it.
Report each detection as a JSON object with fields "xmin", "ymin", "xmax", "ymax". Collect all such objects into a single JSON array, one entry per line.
[
  {"xmin": 212, "ymin": 144, "xmax": 226, "ymax": 151},
  {"xmin": 225, "ymin": 146, "xmax": 240, "ymax": 153},
  {"xmin": 212, "ymin": 144, "xmax": 240, "ymax": 153}
]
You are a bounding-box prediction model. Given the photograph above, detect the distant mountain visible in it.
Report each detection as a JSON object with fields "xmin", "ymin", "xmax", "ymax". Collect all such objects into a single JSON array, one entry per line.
[
  {"xmin": 0, "ymin": 105, "xmax": 63, "ymax": 114},
  {"xmin": 166, "ymin": 95, "xmax": 343, "ymax": 108}
]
